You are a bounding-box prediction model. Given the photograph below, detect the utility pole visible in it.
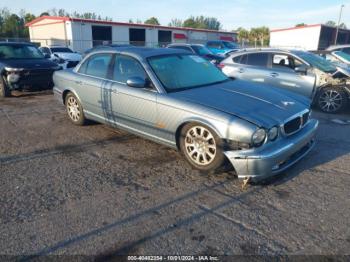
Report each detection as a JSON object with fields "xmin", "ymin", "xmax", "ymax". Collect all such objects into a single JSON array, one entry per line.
[{"xmin": 335, "ymin": 4, "xmax": 345, "ymax": 45}]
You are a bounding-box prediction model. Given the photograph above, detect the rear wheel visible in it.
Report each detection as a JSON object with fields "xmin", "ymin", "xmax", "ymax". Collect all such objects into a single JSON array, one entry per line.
[
  {"xmin": 0, "ymin": 76, "xmax": 10, "ymax": 98},
  {"xmin": 180, "ymin": 123, "xmax": 226, "ymax": 172},
  {"xmin": 317, "ymin": 86, "xmax": 348, "ymax": 113},
  {"xmin": 65, "ymin": 92, "xmax": 86, "ymax": 125}
]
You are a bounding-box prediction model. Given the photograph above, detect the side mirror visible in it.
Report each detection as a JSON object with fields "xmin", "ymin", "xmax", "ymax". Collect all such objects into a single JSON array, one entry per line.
[
  {"xmin": 44, "ymin": 53, "xmax": 51, "ymax": 59},
  {"xmin": 126, "ymin": 77, "xmax": 146, "ymax": 88},
  {"xmin": 295, "ymin": 65, "xmax": 308, "ymax": 75}
]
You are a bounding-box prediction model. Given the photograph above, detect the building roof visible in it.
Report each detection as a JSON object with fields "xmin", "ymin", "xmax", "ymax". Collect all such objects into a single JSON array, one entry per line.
[
  {"xmin": 271, "ymin": 23, "xmax": 350, "ymax": 33},
  {"xmin": 26, "ymin": 16, "xmax": 236, "ymax": 35},
  {"xmin": 270, "ymin": 24, "xmax": 322, "ymax": 33}
]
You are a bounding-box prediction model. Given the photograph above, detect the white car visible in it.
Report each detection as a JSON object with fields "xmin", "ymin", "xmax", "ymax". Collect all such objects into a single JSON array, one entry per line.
[{"xmin": 39, "ymin": 46, "xmax": 82, "ymax": 69}]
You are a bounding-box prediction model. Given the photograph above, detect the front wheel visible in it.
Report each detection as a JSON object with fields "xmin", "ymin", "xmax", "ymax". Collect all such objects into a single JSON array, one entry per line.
[
  {"xmin": 179, "ymin": 123, "xmax": 226, "ymax": 172},
  {"xmin": 65, "ymin": 92, "xmax": 86, "ymax": 125},
  {"xmin": 316, "ymin": 86, "xmax": 348, "ymax": 114}
]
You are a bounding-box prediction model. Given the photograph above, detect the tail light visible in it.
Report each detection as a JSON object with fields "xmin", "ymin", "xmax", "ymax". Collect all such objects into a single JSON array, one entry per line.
[{"xmin": 217, "ymin": 63, "xmax": 225, "ymax": 70}]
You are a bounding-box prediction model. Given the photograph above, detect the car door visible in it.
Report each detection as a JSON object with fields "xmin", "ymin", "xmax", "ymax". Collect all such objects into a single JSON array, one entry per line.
[
  {"xmin": 267, "ymin": 53, "xmax": 316, "ymax": 98},
  {"xmin": 228, "ymin": 53, "xmax": 271, "ymax": 84},
  {"xmin": 75, "ymin": 53, "xmax": 114, "ymax": 119},
  {"xmin": 108, "ymin": 54, "xmax": 157, "ymax": 134}
]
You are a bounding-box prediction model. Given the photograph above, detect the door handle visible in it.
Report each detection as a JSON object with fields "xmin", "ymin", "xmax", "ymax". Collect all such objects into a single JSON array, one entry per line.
[
  {"xmin": 75, "ymin": 80, "xmax": 83, "ymax": 85},
  {"xmin": 238, "ymin": 68, "xmax": 245, "ymax": 73},
  {"xmin": 270, "ymin": 72, "xmax": 279, "ymax": 77},
  {"xmin": 111, "ymin": 89, "xmax": 118, "ymax": 94}
]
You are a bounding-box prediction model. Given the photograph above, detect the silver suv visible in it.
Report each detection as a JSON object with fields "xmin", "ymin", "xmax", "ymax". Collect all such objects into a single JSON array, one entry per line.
[{"xmin": 220, "ymin": 49, "xmax": 350, "ymax": 113}]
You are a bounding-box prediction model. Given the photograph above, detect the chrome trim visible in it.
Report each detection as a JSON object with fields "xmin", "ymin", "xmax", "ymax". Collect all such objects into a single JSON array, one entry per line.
[{"xmin": 280, "ymin": 109, "xmax": 309, "ymax": 136}]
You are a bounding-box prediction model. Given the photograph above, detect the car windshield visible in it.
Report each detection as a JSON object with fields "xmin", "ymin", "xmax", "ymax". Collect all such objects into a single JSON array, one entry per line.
[
  {"xmin": 0, "ymin": 44, "xmax": 44, "ymax": 59},
  {"xmin": 191, "ymin": 45, "xmax": 213, "ymax": 56},
  {"xmin": 334, "ymin": 51, "xmax": 350, "ymax": 62},
  {"xmin": 51, "ymin": 47, "xmax": 73, "ymax": 53},
  {"xmin": 297, "ymin": 51, "xmax": 337, "ymax": 73},
  {"xmin": 223, "ymin": 41, "xmax": 239, "ymax": 49},
  {"xmin": 148, "ymin": 54, "xmax": 229, "ymax": 92}
]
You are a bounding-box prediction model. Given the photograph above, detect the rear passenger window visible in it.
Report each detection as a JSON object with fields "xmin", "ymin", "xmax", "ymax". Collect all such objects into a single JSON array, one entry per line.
[
  {"xmin": 246, "ymin": 53, "xmax": 268, "ymax": 67},
  {"xmin": 79, "ymin": 53, "xmax": 113, "ymax": 78}
]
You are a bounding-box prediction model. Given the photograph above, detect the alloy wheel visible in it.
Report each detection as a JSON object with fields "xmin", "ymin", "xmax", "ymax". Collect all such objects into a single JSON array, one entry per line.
[
  {"xmin": 319, "ymin": 89, "xmax": 343, "ymax": 113},
  {"xmin": 67, "ymin": 96, "xmax": 81, "ymax": 121},
  {"xmin": 184, "ymin": 126, "xmax": 217, "ymax": 166}
]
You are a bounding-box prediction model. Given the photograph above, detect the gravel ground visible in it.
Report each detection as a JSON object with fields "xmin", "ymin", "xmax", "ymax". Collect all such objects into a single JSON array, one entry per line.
[{"xmin": 0, "ymin": 91, "xmax": 349, "ymax": 260}]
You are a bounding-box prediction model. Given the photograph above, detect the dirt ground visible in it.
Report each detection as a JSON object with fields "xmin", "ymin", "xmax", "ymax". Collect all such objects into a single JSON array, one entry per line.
[{"xmin": 0, "ymin": 91, "xmax": 349, "ymax": 260}]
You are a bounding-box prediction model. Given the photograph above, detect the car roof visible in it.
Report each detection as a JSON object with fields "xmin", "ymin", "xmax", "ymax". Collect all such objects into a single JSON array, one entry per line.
[
  {"xmin": 327, "ymin": 44, "xmax": 350, "ymax": 50},
  {"xmin": 168, "ymin": 43, "xmax": 204, "ymax": 47},
  {"xmin": 89, "ymin": 46, "xmax": 189, "ymax": 59},
  {"xmin": 0, "ymin": 42, "xmax": 35, "ymax": 46},
  {"xmin": 228, "ymin": 48, "xmax": 307, "ymax": 56}
]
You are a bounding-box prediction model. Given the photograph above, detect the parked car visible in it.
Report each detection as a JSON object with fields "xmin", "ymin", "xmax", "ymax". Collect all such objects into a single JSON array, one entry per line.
[
  {"xmin": 167, "ymin": 43, "xmax": 225, "ymax": 65},
  {"xmin": 82, "ymin": 44, "xmax": 132, "ymax": 58},
  {"xmin": 0, "ymin": 42, "xmax": 61, "ymax": 97},
  {"xmin": 53, "ymin": 47, "xmax": 318, "ymax": 182},
  {"xmin": 206, "ymin": 40, "xmax": 240, "ymax": 55},
  {"xmin": 326, "ymin": 44, "xmax": 350, "ymax": 55},
  {"xmin": 39, "ymin": 46, "xmax": 82, "ymax": 69},
  {"xmin": 220, "ymin": 48, "xmax": 350, "ymax": 113}
]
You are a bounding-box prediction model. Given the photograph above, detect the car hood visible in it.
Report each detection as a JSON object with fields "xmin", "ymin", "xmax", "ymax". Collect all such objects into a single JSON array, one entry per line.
[
  {"xmin": 54, "ymin": 52, "xmax": 82, "ymax": 61},
  {"xmin": 170, "ymin": 80, "xmax": 310, "ymax": 128},
  {"xmin": 2, "ymin": 59, "xmax": 58, "ymax": 69}
]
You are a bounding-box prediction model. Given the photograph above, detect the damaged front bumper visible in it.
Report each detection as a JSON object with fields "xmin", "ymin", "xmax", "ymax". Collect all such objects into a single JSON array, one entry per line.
[{"xmin": 225, "ymin": 119, "xmax": 319, "ymax": 181}]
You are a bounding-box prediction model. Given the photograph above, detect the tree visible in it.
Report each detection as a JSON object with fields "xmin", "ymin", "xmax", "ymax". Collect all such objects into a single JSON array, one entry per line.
[
  {"xmin": 144, "ymin": 17, "xmax": 160, "ymax": 25},
  {"xmin": 39, "ymin": 12, "xmax": 50, "ymax": 17},
  {"xmin": 339, "ymin": 22, "xmax": 347, "ymax": 29},
  {"xmin": 182, "ymin": 16, "xmax": 221, "ymax": 30},
  {"xmin": 325, "ymin": 20, "xmax": 337, "ymax": 27},
  {"xmin": 168, "ymin": 18, "xmax": 182, "ymax": 27},
  {"xmin": 236, "ymin": 27, "xmax": 249, "ymax": 46},
  {"xmin": 183, "ymin": 17, "xmax": 197, "ymax": 28},
  {"xmin": 295, "ymin": 23, "xmax": 306, "ymax": 27}
]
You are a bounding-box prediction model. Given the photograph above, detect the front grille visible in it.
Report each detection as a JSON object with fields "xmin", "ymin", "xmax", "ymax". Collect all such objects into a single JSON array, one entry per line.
[
  {"xmin": 283, "ymin": 110, "xmax": 310, "ymax": 135},
  {"xmin": 284, "ymin": 117, "xmax": 302, "ymax": 135}
]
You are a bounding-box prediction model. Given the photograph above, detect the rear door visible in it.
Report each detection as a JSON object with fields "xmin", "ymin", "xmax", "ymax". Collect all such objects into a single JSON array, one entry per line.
[
  {"xmin": 75, "ymin": 53, "xmax": 114, "ymax": 118},
  {"xmin": 226, "ymin": 52, "xmax": 270, "ymax": 84},
  {"xmin": 267, "ymin": 53, "xmax": 316, "ymax": 98}
]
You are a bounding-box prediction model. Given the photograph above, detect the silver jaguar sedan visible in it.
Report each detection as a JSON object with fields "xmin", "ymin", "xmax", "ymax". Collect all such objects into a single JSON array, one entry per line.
[{"xmin": 53, "ymin": 47, "xmax": 318, "ymax": 181}]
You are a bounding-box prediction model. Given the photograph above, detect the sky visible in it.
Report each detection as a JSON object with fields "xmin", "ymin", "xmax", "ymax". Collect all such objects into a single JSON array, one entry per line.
[{"xmin": 1, "ymin": 0, "xmax": 350, "ymax": 31}]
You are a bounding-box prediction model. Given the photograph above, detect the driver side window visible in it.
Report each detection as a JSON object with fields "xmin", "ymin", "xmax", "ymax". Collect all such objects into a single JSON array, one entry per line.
[{"xmin": 111, "ymin": 55, "xmax": 147, "ymax": 84}]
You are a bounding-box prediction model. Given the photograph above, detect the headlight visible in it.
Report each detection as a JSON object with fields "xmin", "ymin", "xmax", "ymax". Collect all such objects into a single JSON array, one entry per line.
[
  {"xmin": 5, "ymin": 67, "xmax": 24, "ymax": 73},
  {"xmin": 268, "ymin": 127, "xmax": 279, "ymax": 141},
  {"xmin": 252, "ymin": 128, "xmax": 266, "ymax": 147}
]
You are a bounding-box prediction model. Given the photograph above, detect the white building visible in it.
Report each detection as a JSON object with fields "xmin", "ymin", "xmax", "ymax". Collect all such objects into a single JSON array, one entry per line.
[
  {"xmin": 26, "ymin": 16, "xmax": 237, "ymax": 52},
  {"xmin": 270, "ymin": 24, "xmax": 350, "ymax": 51}
]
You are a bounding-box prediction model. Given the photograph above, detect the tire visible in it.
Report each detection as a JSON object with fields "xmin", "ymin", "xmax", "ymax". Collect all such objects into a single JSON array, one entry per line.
[
  {"xmin": 316, "ymin": 86, "xmax": 348, "ymax": 114},
  {"xmin": 179, "ymin": 123, "xmax": 226, "ymax": 172},
  {"xmin": 0, "ymin": 76, "xmax": 10, "ymax": 98},
  {"xmin": 65, "ymin": 92, "xmax": 86, "ymax": 125}
]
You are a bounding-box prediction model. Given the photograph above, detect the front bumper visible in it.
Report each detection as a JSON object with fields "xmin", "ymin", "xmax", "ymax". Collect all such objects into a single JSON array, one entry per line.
[
  {"xmin": 6, "ymin": 69, "xmax": 55, "ymax": 90},
  {"xmin": 225, "ymin": 119, "xmax": 318, "ymax": 181}
]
